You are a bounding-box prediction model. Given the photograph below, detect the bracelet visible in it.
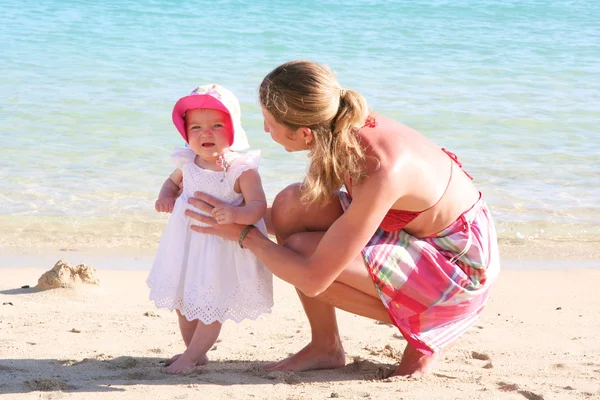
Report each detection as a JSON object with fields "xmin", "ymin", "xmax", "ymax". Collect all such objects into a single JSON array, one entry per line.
[{"xmin": 238, "ymin": 225, "xmax": 255, "ymax": 249}]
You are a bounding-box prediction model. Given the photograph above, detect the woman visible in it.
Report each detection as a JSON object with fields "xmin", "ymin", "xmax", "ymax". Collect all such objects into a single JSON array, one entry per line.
[{"xmin": 185, "ymin": 60, "xmax": 500, "ymax": 376}]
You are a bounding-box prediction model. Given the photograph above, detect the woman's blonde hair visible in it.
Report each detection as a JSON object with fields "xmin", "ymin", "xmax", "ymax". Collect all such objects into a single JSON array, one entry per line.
[{"xmin": 259, "ymin": 60, "xmax": 370, "ymax": 205}]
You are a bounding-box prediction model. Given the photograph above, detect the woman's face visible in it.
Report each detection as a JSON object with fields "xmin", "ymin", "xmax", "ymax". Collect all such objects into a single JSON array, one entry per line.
[{"xmin": 261, "ymin": 106, "xmax": 309, "ymax": 152}]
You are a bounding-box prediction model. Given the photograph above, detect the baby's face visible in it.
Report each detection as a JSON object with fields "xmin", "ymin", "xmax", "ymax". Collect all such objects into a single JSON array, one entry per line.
[{"xmin": 185, "ymin": 108, "xmax": 233, "ymax": 161}]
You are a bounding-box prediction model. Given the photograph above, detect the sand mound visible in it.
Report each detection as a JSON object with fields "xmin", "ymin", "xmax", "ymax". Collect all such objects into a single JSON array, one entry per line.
[{"xmin": 36, "ymin": 260, "xmax": 100, "ymax": 290}]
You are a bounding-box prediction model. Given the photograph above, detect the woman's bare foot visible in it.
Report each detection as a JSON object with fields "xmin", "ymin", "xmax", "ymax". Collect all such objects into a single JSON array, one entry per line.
[
  {"xmin": 264, "ymin": 340, "xmax": 346, "ymax": 372},
  {"xmin": 164, "ymin": 353, "xmax": 208, "ymax": 375},
  {"xmin": 392, "ymin": 343, "xmax": 441, "ymax": 377}
]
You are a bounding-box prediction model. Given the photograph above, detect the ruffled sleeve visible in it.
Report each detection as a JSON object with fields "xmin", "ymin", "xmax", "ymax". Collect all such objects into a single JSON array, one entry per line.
[
  {"xmin": 224, "ymin": 150, "xmax": 261, "ymax": 188},
  {"xmin": 171, "ymin": 146, "xmax": 195, "ymax": 169}
]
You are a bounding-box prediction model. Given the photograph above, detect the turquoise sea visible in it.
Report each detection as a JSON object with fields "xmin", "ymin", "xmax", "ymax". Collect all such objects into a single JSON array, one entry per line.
[{"xmin": 1, "ymin": 0, "xmax": 599, "ymax": 255}]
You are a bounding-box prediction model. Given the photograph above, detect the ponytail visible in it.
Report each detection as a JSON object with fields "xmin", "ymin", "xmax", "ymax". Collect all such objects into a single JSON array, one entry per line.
[{"xmin": 260, "ymin": 61, "xmax": 370, "ymax": 205}]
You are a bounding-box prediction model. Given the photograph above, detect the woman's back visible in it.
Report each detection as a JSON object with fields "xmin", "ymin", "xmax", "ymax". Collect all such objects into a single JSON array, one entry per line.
[{"xmin": 351, "ymin": 113, "xmax": 480, "ymax": 238}]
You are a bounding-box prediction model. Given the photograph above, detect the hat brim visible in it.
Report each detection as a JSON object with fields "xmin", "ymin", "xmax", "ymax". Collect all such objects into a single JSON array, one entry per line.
[{"xmin": 172, "ymin": 95, "xmax": 232, "ymax": 143}]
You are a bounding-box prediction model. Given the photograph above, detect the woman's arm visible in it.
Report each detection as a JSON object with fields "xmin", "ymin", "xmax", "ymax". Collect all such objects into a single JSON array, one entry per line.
[
  {"xmin": 212, "ymin": 169, "xmax": 267, "ymax": 225},
  {"xmin": 188, "ymin": 169, "xmax": 400, "ymax": 296}
]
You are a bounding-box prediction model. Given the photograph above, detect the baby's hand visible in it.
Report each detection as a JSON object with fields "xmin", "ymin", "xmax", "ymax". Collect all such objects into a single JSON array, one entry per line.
[
  {"xmin": 212, "ymin": 204, "xmax": 238, "ymax": 225},
  {"xmin": 155, "ymin": 197, "xmax": 177, "ymax": 213}
]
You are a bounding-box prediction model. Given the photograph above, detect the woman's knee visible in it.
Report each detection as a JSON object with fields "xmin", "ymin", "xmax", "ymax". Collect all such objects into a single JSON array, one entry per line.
[
  {"xmin": 281, "ymin": 231, "xmax": 320, "ymax": 257},
  {"xmin": 272, "ymin": 183, "xmax": 303, "ymax": 217},
  {"xmin": 271, "ymin": 183, "xmax": 343, "ymax": 241},
  {"xmin": 271, "ymin": 183, "xmax": 305, "ymax": 241}
]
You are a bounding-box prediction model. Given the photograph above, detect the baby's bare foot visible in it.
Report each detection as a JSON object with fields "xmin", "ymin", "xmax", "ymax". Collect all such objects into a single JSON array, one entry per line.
[
  {"xmin": 164, "ymin": 353, "xmax": 182, "ymax": 366},
  {"xmin": 164, "ymin": 353, "xmax": 209, "ymax": 367},
  {"xmin": 164, "ymin": 354, "xmax": 208, "ymax": 375}
]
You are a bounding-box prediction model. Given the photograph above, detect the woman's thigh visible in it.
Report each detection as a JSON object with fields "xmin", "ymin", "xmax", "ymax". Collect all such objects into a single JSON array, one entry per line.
[
  {"xmin": 270, "ymin": 183, "xmax": 344, "ymax": 242},
  {"xmin": 284, "ymin": 231, "xmax": 380, "ymax": 299}
]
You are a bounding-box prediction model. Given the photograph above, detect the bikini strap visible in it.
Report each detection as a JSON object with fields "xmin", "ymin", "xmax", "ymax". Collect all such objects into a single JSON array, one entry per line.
[{"xmin": 442, "ymin": 148, "xmax": 473, "ymax": 180}]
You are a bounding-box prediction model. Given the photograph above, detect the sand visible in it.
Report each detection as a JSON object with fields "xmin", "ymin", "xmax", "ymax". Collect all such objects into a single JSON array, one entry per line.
[{"xmin": 1, "ymin": 262, "xmax": 599, "ymax": 400}]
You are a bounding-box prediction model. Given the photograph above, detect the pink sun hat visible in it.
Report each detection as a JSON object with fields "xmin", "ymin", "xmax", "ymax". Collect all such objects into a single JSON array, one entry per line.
[{"xmin": 172, "ymin": 84, "xmax": 249, "ymax": 151}]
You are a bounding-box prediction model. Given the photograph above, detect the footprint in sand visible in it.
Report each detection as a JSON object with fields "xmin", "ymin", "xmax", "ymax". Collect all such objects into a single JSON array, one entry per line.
[
  {"xmin": 25, "ymin": 379, "xmax": 71, "ymax": 392},
  {"xmin": 245, "ymin": 365, "xmax": 272, "ymax": 379},
  {"xmin": 1, "ymin": 364, "xmax": 28, "ymax": 375},
  {"xmin": 72, "ymin": 358, "xmax": 102, "ymax": 367},
  {"xmin": 471, "ymin": 351, "xmax": 490, "ymax": 361},
  {"xmin": 143, "ymin": 311, "xmax": 160, "ymax": 317},
  {"xmin": 124, "ymin": 371, "xmax": 165, "ymax": 381},
  {"xmin": 433, "ymin": 373, "xmax": 458, "ymax": 379},
  {"xmin": 364, "ymin": 344, "xmax": 403, "ymax": 360},
  {"xmin": 469, "ymin": 351, "xmax": 493, "ymax": 369},
  {"xmin": 517, "ymin": 391, "xmax": 545, "ymax": 400},
  {"xmin": 148, "ymin": 348, "xmax": 163, "ymax": 354},
  {"xmin": 348, "ymin": 357, "xmax": 395, "ymax": 379},
  {"xmin": 497, "ymin": 382, "xmax": 519, "ymax": 392},
  {"xmin": 282, "ymin": 372, "xmax": 301, "ymax": 385},
  {"xmin": 245, "ymin": 366, "xmax": 301, "ymax": 384},
  {"xmin": 496, "ymin": 382, "xmax": 545, "ymax": 400},
  {"xmin": 105, "ymin": 356, "xmax": 138, "ymax": 369},
  {"xmin": 60, "ymin": 355, "xmax": 111, "ymax": 368}
]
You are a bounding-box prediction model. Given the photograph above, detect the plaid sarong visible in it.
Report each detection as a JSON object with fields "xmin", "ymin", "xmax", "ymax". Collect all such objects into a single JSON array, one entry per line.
[{"xmin": 340, "ymin": 192, "xmax": 500, "ymax": 355}]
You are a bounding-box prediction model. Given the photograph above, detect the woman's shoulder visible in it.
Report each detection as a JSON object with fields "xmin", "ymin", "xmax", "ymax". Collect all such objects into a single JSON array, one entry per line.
[
  {"xmin": 360, "ymin": 113, "xmax": 426, "ymax": 148},
  {"xmin": 358, "ymin": 114, "xmax": 440, "ymax": 187},
  {"xmin": 358, "ymin": 113, "xmax": 408, "ymax": 154},
  {"xmin": 356, "ymin": 113, "xmax": 408, "ymax": 149},
  {"xmin": 360, "ymin": 112, "xmax": 407, "ymax": 133},
  {"xmin": 362, "ymin": 113, "xmax": 380, "ymax": 129}
]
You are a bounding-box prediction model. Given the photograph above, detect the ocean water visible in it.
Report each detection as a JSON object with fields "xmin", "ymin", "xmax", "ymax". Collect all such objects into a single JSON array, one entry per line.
[{"xmin": 1, "ymin": 0, "xmax": 599, "ymax": 253}]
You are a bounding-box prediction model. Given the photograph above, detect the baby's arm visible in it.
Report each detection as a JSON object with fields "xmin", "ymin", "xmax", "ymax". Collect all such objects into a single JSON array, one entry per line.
[
  {"xmin": 212, "ymin": 169, "xmax": 267, "ymax": 225},
  {"xmin": 155, "ymin": 169, "xmax": 183, "ymax": 213}
]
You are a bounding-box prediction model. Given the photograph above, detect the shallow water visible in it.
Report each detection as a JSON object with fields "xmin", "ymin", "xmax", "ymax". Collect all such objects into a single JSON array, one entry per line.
[{"xmin": 1, "ymin": 0, "xmax": 599, "ymax": 252}]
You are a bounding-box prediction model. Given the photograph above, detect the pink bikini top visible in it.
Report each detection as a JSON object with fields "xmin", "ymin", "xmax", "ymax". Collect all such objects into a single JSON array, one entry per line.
[{"xmin": 346, "ymin": 144, "xmax": 473, "ymax": 232}]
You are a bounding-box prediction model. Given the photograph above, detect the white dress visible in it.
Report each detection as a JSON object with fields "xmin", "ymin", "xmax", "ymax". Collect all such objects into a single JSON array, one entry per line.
[{"xmin": 147, "ymin": 147, "xmax": 273, "ymax": 323}]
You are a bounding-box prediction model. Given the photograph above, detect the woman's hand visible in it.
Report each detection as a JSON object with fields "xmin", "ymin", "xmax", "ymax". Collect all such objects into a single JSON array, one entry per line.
[{"xmin": 186, "ymin": 192, "xmax": 246, "ymax": 241}]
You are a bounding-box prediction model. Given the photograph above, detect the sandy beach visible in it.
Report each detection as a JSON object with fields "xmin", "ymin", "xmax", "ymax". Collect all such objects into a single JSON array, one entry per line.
[{"xmin": 1, "ymin": 257, "xmax": 599, "ymax": 400}]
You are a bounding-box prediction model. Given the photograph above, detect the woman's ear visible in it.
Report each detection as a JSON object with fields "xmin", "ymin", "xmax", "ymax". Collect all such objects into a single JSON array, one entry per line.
[{"xmin": 298, "ymin": 126, "xmax": 314, "ymax": 146}]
